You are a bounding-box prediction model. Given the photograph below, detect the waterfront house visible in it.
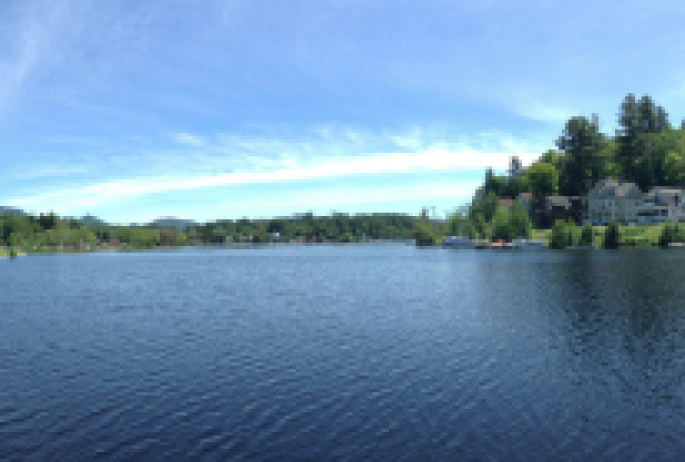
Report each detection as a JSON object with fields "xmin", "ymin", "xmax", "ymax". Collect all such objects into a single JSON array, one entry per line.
[
  {"xmin": 637, "ymin": 187, "xmax": 685, "ymax": 224},
  {"xmin": 544, "ymin": 196, "xmax": 585, "ymax": 225},
  {"xmin": 587, "ymin": 179, "xmax": 641, "ymax": 225}
]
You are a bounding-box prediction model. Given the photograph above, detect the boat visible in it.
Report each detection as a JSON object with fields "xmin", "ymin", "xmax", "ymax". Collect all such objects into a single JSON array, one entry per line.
[
  {"xmin": 443, "ymin": 236, "xmax": 476, "ymax": 248},
  {"xmin": 512, "ymin": 239, "xmax": 547, "ymax": 249}
]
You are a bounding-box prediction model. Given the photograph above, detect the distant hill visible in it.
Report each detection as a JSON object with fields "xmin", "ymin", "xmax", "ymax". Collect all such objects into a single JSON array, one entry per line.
[
  {"xmin": 0, "ymin": 206, "xmax": 27, "ymax": 216},
  {"xmin": 149, "ymin": 217, "xmax": 197, "ymax": 231}
]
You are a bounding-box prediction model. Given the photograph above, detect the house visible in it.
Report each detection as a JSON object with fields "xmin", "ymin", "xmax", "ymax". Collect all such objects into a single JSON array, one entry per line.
[
  {"xmin": 544, "ymin": 196, "xmax": 585, "ymax": 225},
  {"xmin": 587, "ymin": 179, "xmax": 641, "ymax": 225},
  {"xmin": 637, "ymin": 187, "xmax": 685, "ymax": 224}
]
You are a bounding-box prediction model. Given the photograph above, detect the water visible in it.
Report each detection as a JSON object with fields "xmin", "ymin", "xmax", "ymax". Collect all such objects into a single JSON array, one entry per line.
[{"xmin": 2, "ymin": 246, "xmax": 685, "ymax": 460}]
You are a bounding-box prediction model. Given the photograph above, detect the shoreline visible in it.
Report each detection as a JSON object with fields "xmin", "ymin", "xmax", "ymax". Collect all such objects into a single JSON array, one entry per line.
[{"xmin": 7, "ymin": 242, "xmax": 685, "ymax": 257}]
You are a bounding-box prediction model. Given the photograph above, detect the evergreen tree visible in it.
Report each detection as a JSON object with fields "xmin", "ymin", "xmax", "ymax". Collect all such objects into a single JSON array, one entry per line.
[
  {"xmin": 481, "ymin": 192, "xmax": 499, "ymax": 223},
  {"xmin": 616, "ymin": 94, "xmax": 671, "ymax": 188},
  {"xmin": 556, "ymin": 115, "xmax": 606, "ymax": 196},
  {"xmin": 484, "ymin": 167, "xmax": 495, "ymax": 195}
]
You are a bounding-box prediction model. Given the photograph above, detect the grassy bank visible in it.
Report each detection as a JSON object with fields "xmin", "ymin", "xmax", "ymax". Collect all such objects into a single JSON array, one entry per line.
[
  {"xmin": 531, "ymin": 222, "xmax": 674, "ymax": 248},
  {"xmin": 0, "ymin": 249, "xmax": 27, "ymax": 258}
]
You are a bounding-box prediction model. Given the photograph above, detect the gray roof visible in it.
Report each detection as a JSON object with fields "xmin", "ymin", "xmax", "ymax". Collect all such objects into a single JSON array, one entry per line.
[
  {"xmin": 546, "ymin": 196, "xmax": 571, "ymax": 208},
  {"xmin": 594, "ymin": 178, "xmax": 619, "ymax": 190},
  {"xmin": 590, "ymin": 179, "xmax": 640, "ymax": 198},
  {"xmin": 643, "ymin": 188, "xmax": 684, "ymax": 206},
  {"xmin": 650, "ymin": 187, "xmax": 684, "ymax": 195},
  {"xmin": 545, "ymin": 195, "xmax": 585, "ymax": 211}
]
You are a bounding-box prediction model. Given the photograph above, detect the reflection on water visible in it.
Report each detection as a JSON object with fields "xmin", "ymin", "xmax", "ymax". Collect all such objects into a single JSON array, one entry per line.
[{"xmin": 2, "ymin": 246, "xmax": 685, "ymax": 460}]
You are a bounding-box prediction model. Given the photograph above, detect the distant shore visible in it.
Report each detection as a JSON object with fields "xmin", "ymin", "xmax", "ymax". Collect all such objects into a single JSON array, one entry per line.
[{"xmin": 2, "ymin": 240, "xmax": 418, "ymax": 257}]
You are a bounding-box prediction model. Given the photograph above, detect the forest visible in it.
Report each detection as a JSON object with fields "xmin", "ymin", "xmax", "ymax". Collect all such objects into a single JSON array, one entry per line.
[{"xmin": 0, "ymin": 210, "xmax": 445, "ymax": 250}]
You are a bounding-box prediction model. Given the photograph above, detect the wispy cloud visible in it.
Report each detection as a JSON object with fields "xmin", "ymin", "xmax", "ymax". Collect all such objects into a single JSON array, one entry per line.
[
  {"xmin": 6, "ymin": 123, "xmax": 548, "ymax": 213},
  {"xmin": 0, "ymin": 163, "xmax": 91, "ymax": 181},
  {"xmin": 513, "ymin": 102, "xmax": 575, "ymax": 126},
  {"xmin": 226, "ymin": 181, "xmax": 481, "ymax": 210},
  {"xmin": 8, "ymin": 148, "xmax": 524, "ymax": 211},
  {"xmin": 172, "ymin": 132, "xmax": 205, "ymax": 147},
  {"xmin": 0, "ymin": 10, "xmax": 44, "ymax": 114},
  {"xmin": 6, "ymin": 125, "xmax": 545, "ymax": 217}
]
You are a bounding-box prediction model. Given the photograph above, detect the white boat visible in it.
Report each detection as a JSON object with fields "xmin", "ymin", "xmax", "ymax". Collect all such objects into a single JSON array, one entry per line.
[
  {"xmin": 443, "ymin": 236, "xmax": 476, "ymax": 248},
  {"xmin": 512, "ymin": 239, "xmax": 547, "ymax": 249}
]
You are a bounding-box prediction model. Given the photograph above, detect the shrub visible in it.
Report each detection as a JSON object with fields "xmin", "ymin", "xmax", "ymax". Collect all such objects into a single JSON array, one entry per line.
[
  {"xmin": 549, "ymin": 220, "xmax": 572, "ymax": 249},
  {"xmin": 580, "ymin": 223, "xmax": 594, "ymax": 246},
  {"xmin": 659, "ymin": 221, "xmax": 685, "ymax": 247},
  {"xmin": 604, "ymin": 221, "xmax": 621, "ymax": 249},
  {"xmin": 413, "ymin": 223, "xmax": 437, "ymax": 247}
]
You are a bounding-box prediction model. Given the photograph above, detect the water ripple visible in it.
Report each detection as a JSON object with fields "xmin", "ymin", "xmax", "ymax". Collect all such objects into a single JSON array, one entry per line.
[{"xmin": 2, "ymin": 248, "xmax": 685, "ymax": 459}]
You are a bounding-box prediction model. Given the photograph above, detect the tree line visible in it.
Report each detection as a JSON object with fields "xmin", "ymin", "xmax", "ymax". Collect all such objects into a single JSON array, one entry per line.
[
  {"xmin": 0, "ymin": 213, "xmax": 189, "ymax": 249},
  {"xmin": 190, "ymin": 212, "xmax": 443, "ymax": 244},
  {"xmin": 0, "ymin": 211, "xmax": 446, "ymax": 249}
]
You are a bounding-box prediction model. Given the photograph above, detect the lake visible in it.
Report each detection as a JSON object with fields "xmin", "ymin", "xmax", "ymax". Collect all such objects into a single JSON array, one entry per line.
[{"xmin": 2, "ymin": 245, "xmax": 685, "ymax": 460}]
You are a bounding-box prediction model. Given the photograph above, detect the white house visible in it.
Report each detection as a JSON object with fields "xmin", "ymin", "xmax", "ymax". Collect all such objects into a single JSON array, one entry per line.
[
  {"xmin": 587, "ymin": 179, "xmax": 642, "ymax": 225},
  {"xmin": 637, "ymin": 187, "xmax": 685, "ymax": 223}
]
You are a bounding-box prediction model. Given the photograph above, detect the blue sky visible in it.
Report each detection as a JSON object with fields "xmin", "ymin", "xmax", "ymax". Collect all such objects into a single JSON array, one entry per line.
[{"xmin": 2, "ymin": 0, "xmax": 685, "ymax": 223}]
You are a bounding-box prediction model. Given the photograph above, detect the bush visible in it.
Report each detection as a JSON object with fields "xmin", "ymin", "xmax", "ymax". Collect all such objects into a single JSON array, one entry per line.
[
  {"xmin": 580, "ymin": 223, "xmax": 594, "ymax": 246},
  {"xmin": 9, "ymin": 248, "xmax": 17, "ymax": 258},
  {"xmin": 604, "ymin": 221, "xmax": 621, "ymax": 249},
  {"xmin": 491, "ymin": 208, "xmax": 514, "ymax": 242},
  {"xmin": 658, "ymin": 221, "xmax": 685, "ymax": 247},
  {"xmin": 413, "ymin": 223, "xmax": 437, "ymax": 247},
  {"xmin": 549, "ymin": 220, "xmax": 572, "ymax": 249}
]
